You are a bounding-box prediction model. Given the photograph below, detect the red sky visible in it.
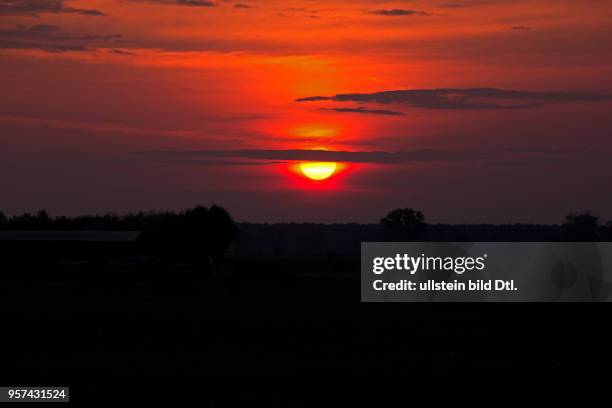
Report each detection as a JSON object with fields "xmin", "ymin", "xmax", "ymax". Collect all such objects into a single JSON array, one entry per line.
[{"xmin": 1, "ymin": 0, "xmax": 612, "ymax": 223}]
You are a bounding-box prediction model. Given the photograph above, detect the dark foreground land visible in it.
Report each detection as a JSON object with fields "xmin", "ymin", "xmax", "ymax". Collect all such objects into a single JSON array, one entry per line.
[
  {"xmin": 1, "ymin": 207, "xmax": 609, "ymax": 404},
  {"xmin": 0, "ymin": 256, "xmax": 607, "ymax": 405}
]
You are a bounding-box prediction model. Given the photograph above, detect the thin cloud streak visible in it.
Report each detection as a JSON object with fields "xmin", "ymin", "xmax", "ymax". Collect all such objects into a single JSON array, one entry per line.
[
  {"xmin": 139, "ymin": 148, "xmax": 488, "ymax": 164},
  {"xmin": 369, "ymin": 9, "xmax": 432, "ymax": 16},
  {"xmin": 129, "ymin": 0, "xmax": 217, "ymax": 7},
  {"xmin": 321, "ymin": 107, "xmax": 404, "ymax": 116}
]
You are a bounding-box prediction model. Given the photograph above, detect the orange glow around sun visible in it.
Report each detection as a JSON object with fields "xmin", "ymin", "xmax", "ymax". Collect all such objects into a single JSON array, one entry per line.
[{"xmin": 299, "ymin": 162, "xmax": 337, "ymax": 180}]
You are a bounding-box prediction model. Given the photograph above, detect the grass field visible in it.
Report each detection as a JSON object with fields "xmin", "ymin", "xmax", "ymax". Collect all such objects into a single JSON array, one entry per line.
[{"xmin": 0, "ymin": 256, "xmax": 603, "ymax": 404}]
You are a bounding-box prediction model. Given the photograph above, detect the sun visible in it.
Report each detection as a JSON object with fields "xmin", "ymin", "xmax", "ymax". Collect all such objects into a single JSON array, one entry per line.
[{"xmin": 299, "ymin": 162, "xmax": 337, "ymax": 181}]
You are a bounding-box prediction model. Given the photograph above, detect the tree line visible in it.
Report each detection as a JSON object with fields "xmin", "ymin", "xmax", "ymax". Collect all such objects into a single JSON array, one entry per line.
[{"xmin": 0, "ymin": 207, "xmax": 610, "ymax": 262}]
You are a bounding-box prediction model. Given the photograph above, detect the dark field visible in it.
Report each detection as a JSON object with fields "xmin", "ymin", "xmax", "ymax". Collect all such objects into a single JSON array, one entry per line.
[{"xmin": 0, "ymin": 256, "xmax": 606, "ymax": 405}]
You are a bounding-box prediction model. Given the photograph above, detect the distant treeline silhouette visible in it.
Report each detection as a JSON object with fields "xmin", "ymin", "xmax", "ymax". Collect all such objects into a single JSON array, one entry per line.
[
  {"xmin": 379, "ymin": 208, "xmax": 611, "ymax": 242},
  {"xmin": 234, "ymin": 210, "xmax": 612, "ymax": 256},
  {"xmin": 1, "ymin": 207, "xmax": 610, "ymax": 258}
]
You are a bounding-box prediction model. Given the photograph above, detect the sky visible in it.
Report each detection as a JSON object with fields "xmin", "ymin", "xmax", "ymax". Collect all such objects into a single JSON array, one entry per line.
[{"xmin": 1, "ymin": 0, "xmax": 612, "ymax": 223}]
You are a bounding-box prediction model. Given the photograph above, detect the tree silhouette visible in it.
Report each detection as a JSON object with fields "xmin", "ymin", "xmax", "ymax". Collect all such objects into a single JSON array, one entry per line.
[
  {"xmin": 139, "ymin": 205, "xmax": 237, "ymax": 265},
  {"xmin": 0, "ymin": 211, "xmax": 6, "ymax": 225},
  {"xmin": 207, "ymin": 205, "xmax": 238, "ymax": 259},
  {"xmin": 380, "ymin": 208, "xmax": 426, "ymax": 241},
  {"xmin": 604, "ymin": 221, "xmax": 612, "ymax": 241},
  {"xmin": 36, "ymin": 210, "xmax": 51, "ymax": 228},
  {"xmin": 562, "ymin": 212, "xmax": 599, "ymax": 241}
]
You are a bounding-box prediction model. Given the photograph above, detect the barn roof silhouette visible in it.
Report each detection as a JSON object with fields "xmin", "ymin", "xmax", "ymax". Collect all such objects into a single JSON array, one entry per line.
[{"xmin": 0, "ymin": 231, "xmax": 142, "ymax": 242}]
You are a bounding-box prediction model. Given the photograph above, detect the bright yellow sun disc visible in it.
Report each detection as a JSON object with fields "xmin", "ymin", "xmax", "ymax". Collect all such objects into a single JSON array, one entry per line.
[{"xmin": 299, "ymin": 162, "xmax": 337, "ymax": 181}]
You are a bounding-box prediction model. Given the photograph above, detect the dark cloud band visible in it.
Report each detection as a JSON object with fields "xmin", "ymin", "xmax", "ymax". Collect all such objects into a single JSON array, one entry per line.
[
  {"xmin": 0, "ymin": 0, "xmax": 105, "ymax": 16},
  {"xmin": 0, "ymin": 24, "xmax": 122, "ymax": 52},
  {"xmin": 297, "ymin": 88, "xmax": 612, "ymax": 110}
]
